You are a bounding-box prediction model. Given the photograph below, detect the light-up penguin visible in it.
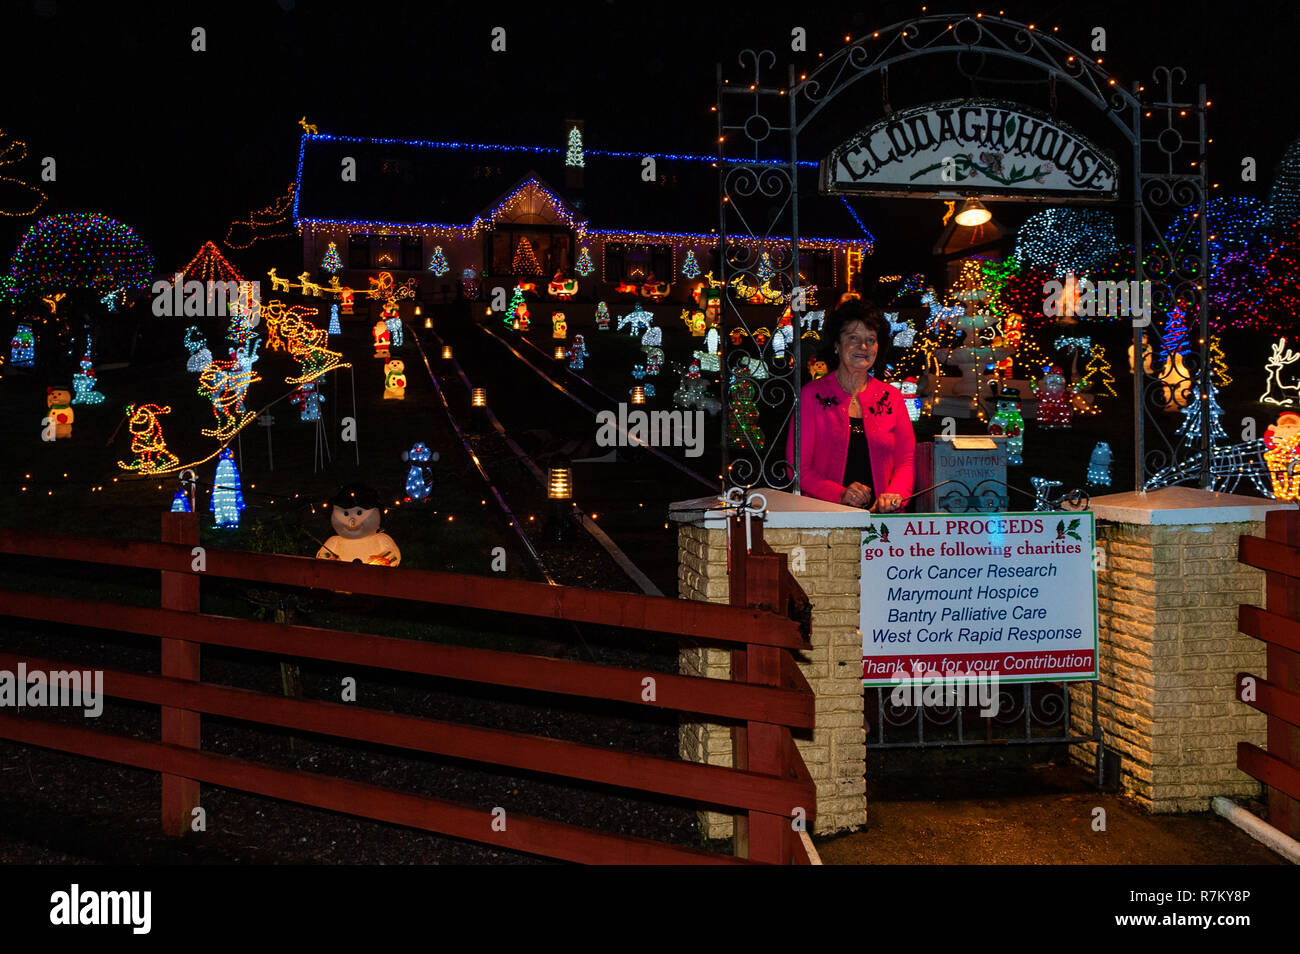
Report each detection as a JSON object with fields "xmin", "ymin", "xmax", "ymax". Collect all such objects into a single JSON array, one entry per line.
[
  {"xmin": 316, "ymin": 484, "xmax": 401, "ymax": 566},
  {"xmin": 402, "ymin": 442, "xmax": 440, "ymax": 502}
]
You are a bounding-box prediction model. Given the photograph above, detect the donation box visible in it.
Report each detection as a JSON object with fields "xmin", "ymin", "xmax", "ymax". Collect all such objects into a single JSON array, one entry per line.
[{"xmin": 913, "ymin": 435, "xmax": 1008, "ymax": 513}]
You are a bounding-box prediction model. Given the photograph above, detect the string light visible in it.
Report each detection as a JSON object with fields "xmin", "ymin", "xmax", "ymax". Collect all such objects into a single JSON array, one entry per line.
[
  {"xmin": 1014, "ymin": 207, "xmax": 1120, "ymax": 277},
  {"xmin": 10, "ymin": 212, "xmax": 155, "ymax": 299},
  {"xmin": 0, "ymin": 129, "xmax": 46, "ymax": 217},
  {"xmin": 225, "ymin": 183, "xmax": 296, "ymax": 250},
  {"xmin": 181, "ymin": 240, "xmax": 243, "ymax": 285}
]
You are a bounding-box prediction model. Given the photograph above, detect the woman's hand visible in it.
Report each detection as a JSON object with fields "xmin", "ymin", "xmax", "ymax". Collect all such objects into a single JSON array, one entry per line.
[
  {"xmin": 840, "ymin": 482, "xmax": 872, "ymax": 508},
  {"xmin": 874, "ymin": 493, "xmax": 904, "ymax": 513}
]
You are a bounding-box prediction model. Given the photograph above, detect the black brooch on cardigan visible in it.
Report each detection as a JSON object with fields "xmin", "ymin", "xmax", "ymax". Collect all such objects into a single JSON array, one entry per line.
[
  {"xmin": 816, "ymin": 395, "xmax": 839, "ymax": 409},
  {"xmin": 865, "ymin": 392, "xmax": 893, "ymax": 417}
]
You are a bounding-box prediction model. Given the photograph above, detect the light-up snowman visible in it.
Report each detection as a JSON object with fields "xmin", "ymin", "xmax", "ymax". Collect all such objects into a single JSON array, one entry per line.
[{"xmin": 316, "ymin": 484, "xmax": 401, "ymax": 566}]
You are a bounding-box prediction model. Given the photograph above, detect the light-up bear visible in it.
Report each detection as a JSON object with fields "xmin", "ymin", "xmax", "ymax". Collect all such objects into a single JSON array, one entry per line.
[{"xmin": 316, "ymin": 484, "xmax": 401, "ymax": 566}]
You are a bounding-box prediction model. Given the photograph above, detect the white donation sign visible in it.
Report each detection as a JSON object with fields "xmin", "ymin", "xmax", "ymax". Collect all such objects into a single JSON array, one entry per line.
[{"xmin": 860, "ymin": 511, "xmax": 1098, "ymax": 687}]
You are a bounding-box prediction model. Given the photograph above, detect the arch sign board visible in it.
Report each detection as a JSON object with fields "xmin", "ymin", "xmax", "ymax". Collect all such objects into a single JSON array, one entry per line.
[{"xmin": 820, "ymin": 99, "xmax": 1120, "ymax": 201}]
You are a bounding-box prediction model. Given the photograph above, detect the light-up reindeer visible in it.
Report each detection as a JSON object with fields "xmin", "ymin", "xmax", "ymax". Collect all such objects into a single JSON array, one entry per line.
[
  {"xmin": 1261, "ymin": 338, "xmax": 1300, "ymax": 407},
  {"xmin": 267, "ymin": 268, "xmax": 292, "ymax": 293}
]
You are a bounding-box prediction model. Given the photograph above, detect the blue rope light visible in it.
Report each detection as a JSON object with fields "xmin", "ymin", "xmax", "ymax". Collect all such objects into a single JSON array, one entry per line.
[
  {"xmin": 292, "ymin": 133, "xmax": 863, "ymax": 245},
  {"xmin": 837, "ymin": 196, "xmax": 875, "ymax": 243}
]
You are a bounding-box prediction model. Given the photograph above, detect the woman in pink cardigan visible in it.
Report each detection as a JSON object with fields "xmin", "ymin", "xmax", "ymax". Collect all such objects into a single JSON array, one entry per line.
[{"xmin": 786, "ymin": 300, "xmax": 916, "ymax": 510}]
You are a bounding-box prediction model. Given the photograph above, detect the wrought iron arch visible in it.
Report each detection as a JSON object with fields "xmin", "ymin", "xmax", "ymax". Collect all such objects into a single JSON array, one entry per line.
[{"xmin": 717, "ymin": 13, "xmax": 1209, "ymax": 496}]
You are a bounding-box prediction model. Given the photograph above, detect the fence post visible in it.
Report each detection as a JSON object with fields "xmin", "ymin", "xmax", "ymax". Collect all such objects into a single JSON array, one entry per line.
[
  {"xmin": 1264, "ymin": 510, "xmax": 1300, "ymax": 837},
  {"xmin": 160, "ymin": 511, "xmax": 201, "ymax": 835},
  {"xmin": 729, "ymin": 514, "xmax": 795, "ymax": 863}
]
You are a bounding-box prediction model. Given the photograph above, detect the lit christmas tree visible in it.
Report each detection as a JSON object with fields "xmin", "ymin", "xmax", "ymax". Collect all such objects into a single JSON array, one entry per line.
[
  {"xmin": 756, "ymin": 252, "xmax": 774, "ymax": 284},
  {"xmin": 1209, "ymin": 335, "xmax": 1232, "ymax": 387},
  {"xmin": 210, "ymin": 447, "xmax": 245, "ymax": 528},
  {"xmin": 1080, "ymin": 345, "xmax": 1116, "ymax": 396},
  {"xmin": 682, "ymin": 249, "xmax": 700, "ymax": 279},
  {"xmin": 328, "ymin": 304, "xmax": 341, "ymax": 335},
  {"xmin": 321, "ymin": 241, "xmax": 343, "ymax": 274},
  {"xmin": 1174, "ymin": 379, "xmax": 1229, "ymax": 448},
  {"xmin": 727, "ymin": 370, "xmax": 765, "ymax": 451},
  {"xmin": 575, "ymin": 246, "xmax": 594, "ymax": 277},
  {"xmin": 428, "ymin": 246, "xmax": 449, "ymax": 276},
  {"xmin": 512, "ymin": 237, "xmax": 543, "ymax": 275},
  {"xmin": 507, "ymin": 286, "xmax": 527, "ymax": 326},
  {"xmin": 1159, "ymin": 306, "xmax": 1192, "ymax": 360},
  {"xmin": 565, "ymin": 125, "xmax": 584, "ymax": 168}
]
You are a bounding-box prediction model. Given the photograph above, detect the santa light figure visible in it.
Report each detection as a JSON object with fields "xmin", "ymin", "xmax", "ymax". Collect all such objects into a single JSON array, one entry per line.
[{"xmin": 1033, "ymin": 366, "xmax": 1073, "ymax": 429}]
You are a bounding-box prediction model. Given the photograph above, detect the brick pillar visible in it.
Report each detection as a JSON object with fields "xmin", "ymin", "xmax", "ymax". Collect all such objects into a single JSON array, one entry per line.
[
  {"xmin": 1070, "ymin": 509, "xmax": 1272, "ymax": 811},
  {"xmin": 677, "ymin": 522, "xmax": 866, "ymax": 836}
]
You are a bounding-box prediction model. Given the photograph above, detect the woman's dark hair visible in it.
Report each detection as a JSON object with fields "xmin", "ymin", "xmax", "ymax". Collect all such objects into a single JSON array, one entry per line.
[{"xmin": 820, "ymin": 298, "xmax": 891, "ymax": 375}]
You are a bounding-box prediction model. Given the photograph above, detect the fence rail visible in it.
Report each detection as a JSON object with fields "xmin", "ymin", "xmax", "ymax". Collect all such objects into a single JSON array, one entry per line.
[
  {"xmin": 1236, "ymin": 509, "xmax": 1300, "ymax": 839},
  {"xmin": 0, "ymin": 511, "xmax": 816, "ymax": 864}
]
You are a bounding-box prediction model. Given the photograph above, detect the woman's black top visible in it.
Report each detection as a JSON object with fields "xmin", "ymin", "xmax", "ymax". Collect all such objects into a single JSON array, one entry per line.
[{"xmin": 843, "ymin": 415, "xmax": 874, "ymax": 494}]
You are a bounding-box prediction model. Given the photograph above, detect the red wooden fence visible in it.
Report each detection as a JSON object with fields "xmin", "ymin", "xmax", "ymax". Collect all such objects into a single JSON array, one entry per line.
[
  {"xmin": 0, "ymin": 511, "xmax": 816, "ymax": 864},
  {"xmin": 1237, "ymin": 508, "xmax": 1300, "ymax": 839}
]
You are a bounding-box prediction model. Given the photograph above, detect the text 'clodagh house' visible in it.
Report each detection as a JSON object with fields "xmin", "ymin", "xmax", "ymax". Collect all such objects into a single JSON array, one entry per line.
[{"xmin": 293, "ymin": 129, "xmax": 875, "ymax": 303}]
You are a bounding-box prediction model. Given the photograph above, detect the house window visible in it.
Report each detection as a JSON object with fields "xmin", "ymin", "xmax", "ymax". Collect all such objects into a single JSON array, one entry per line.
[
  {"xmin": 348, "ymin": 234, "xmax": 370, "ymax": 269},
  {"xmin": 651, "ymin": 245, "xmax": 672, "ymax": 282},
  {"xmin": 401, "ymin": 235, "xmax": 423, "ymax": 271},
  {"xmin": 371, "ymin": 235, "xmax": 399, "ymax": 269},
  {"xmin": 604, "ymin": 242, "xmax": 625, "ymax": 282}
]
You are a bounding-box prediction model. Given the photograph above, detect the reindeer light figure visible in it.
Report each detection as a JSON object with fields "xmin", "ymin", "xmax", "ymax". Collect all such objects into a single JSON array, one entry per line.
[
  {"xmin": 267, "ymin": 268, "xmax": 292, "ymax": 293},
  {"xmin": 1260, "ymin": 338, "xmax": 1300, "ymax": 407},
  {"xmin": 921, "ymin": 288, "xmax": 965, "ymax": 330},
  {"xmin": 617, "ymin": 303, "xmax": 654, "ymax": 336}
]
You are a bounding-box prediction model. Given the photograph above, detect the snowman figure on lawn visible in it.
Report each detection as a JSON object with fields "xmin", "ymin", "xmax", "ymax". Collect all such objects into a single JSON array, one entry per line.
[{"xmin": 316, "ymin": 484, "xmax": 401, "ymax": 566}]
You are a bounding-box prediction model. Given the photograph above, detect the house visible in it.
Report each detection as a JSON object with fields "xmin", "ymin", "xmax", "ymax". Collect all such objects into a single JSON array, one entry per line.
[{"xmin": 293, "ymin": 129, "xmax": 874, "ymax": 306}]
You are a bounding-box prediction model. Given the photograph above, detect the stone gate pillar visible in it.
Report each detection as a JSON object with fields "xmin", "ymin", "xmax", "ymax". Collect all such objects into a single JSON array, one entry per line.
[{"xmin": 671, "ymin": 490, "xmax": 872, "ymax": 837}]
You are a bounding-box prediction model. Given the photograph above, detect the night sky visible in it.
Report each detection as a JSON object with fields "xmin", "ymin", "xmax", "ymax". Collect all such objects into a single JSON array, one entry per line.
[{"xmin": 2, "ymin": 0, "xmax": 1295, "ymax": 272}]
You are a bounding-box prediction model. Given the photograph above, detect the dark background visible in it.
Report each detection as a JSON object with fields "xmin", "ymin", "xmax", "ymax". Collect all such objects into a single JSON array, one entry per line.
[{"xmin": 0, "ymin": 0, "xmax": 1295, "ymax": 274}]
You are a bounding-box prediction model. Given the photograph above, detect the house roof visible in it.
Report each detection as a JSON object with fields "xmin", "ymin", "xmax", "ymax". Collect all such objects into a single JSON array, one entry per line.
[{"xmin": 293, "ymin": 133, "xmax": 874, "ymax": 249}]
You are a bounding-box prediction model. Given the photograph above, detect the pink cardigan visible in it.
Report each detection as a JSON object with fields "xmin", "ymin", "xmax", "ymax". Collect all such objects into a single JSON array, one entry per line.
[{"xmin": 786, "ymin": 374, "xmax": 917, "ymax": 505}]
